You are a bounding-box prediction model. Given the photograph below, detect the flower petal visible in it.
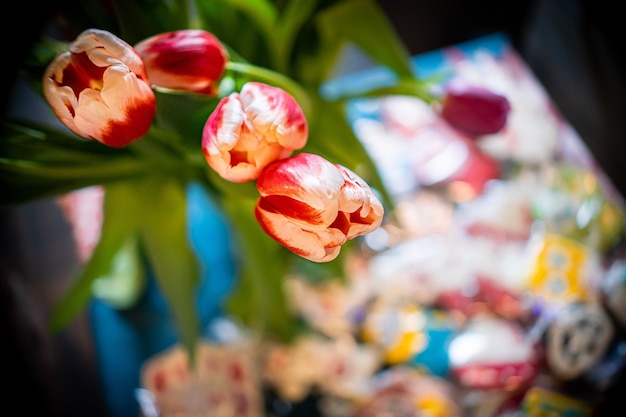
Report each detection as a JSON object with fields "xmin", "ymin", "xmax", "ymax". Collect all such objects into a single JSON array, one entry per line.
[
  {"xmin": 202, "ymin": 82, "xmax": 308, "ymax": 182},
  {"xmin": 43, "ymin": 29, "xmax": 156, "ymax": 147},
  {"xmin": 135, "ymin": 29, "xmax": 229, "ymax": 96},
  {"xmin": 239, "ymin": 82, "xmax": 308, "ymax": 150},
  {"xmin": 254, "ymin": 153, "xmax": 384, "ymax": 262}
]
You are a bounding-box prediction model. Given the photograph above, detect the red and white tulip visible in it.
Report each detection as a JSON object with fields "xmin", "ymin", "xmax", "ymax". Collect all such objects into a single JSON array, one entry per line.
[
  {"xmin": 134, "ymin": 29, "xmax": 229, "ymax": 96},
  {"xmin": 254, "ymin": 153, "xmax": 384, "ymax": 263},
  {"xmin": 42, "ymin": 29, "xmax": 156, "ymax": 147},
  {"xmin": 202, "ymin": 81, "xmax": 308, "ymax": 183}
]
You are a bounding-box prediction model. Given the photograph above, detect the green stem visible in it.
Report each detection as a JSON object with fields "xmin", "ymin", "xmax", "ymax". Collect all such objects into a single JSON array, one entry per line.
[
  {"xmin": 226, "ymin": 61, "xmax": 313, "ymax": 120},
  {"xmin": 0, "ymin": 156, "xmax": 146, "ymax": 180},
  {"xmin": 185, "ymin": 0, "xmax": 203, "ymax": 29}
]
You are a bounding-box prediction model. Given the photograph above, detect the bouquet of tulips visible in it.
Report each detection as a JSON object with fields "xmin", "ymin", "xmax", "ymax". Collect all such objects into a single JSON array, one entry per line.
[
  {"xmin": 1, "ymin": 0, "xmax": 512, "ymax": 370},
  {"xmin": 1, "ymin": 0, "xmax": 430, "ymax": 359}
]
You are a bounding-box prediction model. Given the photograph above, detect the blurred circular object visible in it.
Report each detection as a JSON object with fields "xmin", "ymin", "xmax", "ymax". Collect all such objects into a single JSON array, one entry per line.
[{"xmin": 545, "ymin": 302, "xmax": 614, "ymax": 380}]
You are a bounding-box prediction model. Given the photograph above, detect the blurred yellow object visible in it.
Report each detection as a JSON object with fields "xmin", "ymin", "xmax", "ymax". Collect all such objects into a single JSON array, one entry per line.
[
  {"xmin": 522, "ymin": 386, "xmax": 592, "ymax": 417},
  {"xmin": 361, "ymin": 301, "xmax": 427, "ymax": 365},
  {"xmin": 527, "ymin": 234, "xmax": 590, "ymax": 304}
]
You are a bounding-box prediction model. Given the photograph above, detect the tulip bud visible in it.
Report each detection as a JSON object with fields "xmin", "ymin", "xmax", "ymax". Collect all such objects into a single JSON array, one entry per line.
[
  {"xmin": 42, "ymin": 29, "xmax": 156, "ymax": 148},
  {"xmin": 134, "ymin": 29, "xmax": 229, "ymax": 96},
  {"xmin": 255, "ymin": 153, "xmax": 384, "ymax": 263},
  {"xmin": 440, "ymin": 81, "xmax": 511, "ymax": 137},
  {"xmin": 202, "ymin": 82, "xmax": 308, "ymax": 183}
]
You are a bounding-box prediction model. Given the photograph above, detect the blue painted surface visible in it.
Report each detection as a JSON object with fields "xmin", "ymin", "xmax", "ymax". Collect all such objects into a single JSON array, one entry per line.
[{"xmin": 90, "ymin": 182, "xmax": 237, "ymax": 417}]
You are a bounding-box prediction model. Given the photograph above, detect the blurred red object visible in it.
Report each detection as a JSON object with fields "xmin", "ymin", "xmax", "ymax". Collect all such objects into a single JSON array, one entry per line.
[{"xmin": 440, "ymin": 80, "xmax": 511, "ymax": 137}]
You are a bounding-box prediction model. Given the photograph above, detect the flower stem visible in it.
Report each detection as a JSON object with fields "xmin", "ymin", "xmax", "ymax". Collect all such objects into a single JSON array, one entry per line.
[{"xmin": 185, "ymin": 0, "xmax": 203, "ymax": 29}]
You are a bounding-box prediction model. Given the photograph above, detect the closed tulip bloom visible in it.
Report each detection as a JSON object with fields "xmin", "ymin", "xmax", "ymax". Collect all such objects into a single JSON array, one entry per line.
[
  {"xmin": 440, "ymin": 81, "xmax": 511, "ymax": 137},
  {"xmin": 134, "ymin": 29, "xmax": 228, "ymax": 96},
  {"xmin": 43, "ymin": 29, "xmax": 156, "ymax": 147},
  {"xmin": 202, "ymin": 82, "xmax": 308, "ymax": 183},
  {"xmin": 255, "ymin": 153, "xmax": 384, "ymax": 263}
]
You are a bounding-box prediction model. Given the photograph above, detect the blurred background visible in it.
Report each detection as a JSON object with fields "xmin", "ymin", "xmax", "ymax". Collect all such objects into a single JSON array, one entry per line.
[{"xmin": 2, "ymin": 0, "xmax": 625, "ymax": 416}]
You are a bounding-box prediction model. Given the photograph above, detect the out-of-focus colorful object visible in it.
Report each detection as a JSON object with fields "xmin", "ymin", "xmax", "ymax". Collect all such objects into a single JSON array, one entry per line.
[
  {"xmin": 361, "ymin": 300, "xmax": 457, "ymax": 376},
  {"xmin": 436, "ymin": 276, "xmax": 528, "ymax": 321},
  {"xmin": 361, "ymin": 300, "xmax": 429, "ymax": 365},
  {"xmin": 448, "ymin": 316, "xmax": 539, "ymax": 390},
  {"xmin": 601, "ymin": 259, "xmax": 626, "ymax": 328},
  {"xmin": 531, "ymin": 163, "xmax": 626, "ymax": 252},
  {"xmin": 408, "ymin": 309, "xmax": 457, "ymax": 377},
  {"xmin": 362, "ymin": 96, "xmax": 501, "ymax": 202},
  {"xmin": 439, "ymin": 79, "xmax": 511, "ymax": 137},
  {"xmin": 526, "ymin": 233, "xmax": 594, "ymax": 304},
  {"xmin": 544, "ymin": 302, "xmax": 614, "ymax": 380},
  {"xmin": 261, "ymin": 334, "xmax": 380, "ymax": 403},
  {"xmin": 352, "ymin": 366, "xmax": 460, "ymax": 417},
  {"xmin": 520, "ymin": 387, "xmax": 593, "ymax": 417},
  {"xmin": 137, "ymin": 341, "xmax": 263, "ymax": 417}
]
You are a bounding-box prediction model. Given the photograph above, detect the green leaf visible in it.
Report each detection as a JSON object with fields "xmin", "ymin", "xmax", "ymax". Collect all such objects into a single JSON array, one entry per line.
[
  {"xmin": 215, "ymin": 0, "xmax": 277, "ymax": 37},
  {"xmin": 0, "ymin": 120, "xmax": 145, "ymax": 208},
  {"xmin": 316, "ymin": 0, "xmax": 414, "ymax": 79},
  {"xmin": 111, "ymin": 0, "xmax": 189, "ymax": 44},
  {"xmin": 49, "ymin": 179, "xmax": 143, "ymax": 333},
  {"xmin": 196, "ymin": 1, "xmax": 272, "ymax": 66},
  {"xmin": 91, "ymin": 235, "xmax": 147, "ymax": 309},
  {"xmin": 221, "ymin": 195, "xmax": 297, "ymax": 342},
  {"xmin": 138, "ymin": 175, "xmax": 201, "ymax": 363},
  {"xmin": 272, "ymin": 0, "xmax": 320, "ymax": 72}
]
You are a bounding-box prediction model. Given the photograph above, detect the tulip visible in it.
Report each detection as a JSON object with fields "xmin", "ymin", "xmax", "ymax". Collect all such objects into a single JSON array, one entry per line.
[
  {"xmin": 254, "ymin": 153, "xmax": 384, "ymax": 263},
  {"xmin": 134, "ymin": 29, "xmax": 228, "ymax": 96},
  {"xmin": 42, "ymin": 29, "xmax": 156, "ymax": 148},
  {"xmin": 440, "ymin": 81, "xmax": 511, "ymax": 137},
  {"xmin": 202, "ymin": 82, "xmax": 308, "ymax": 183}
]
